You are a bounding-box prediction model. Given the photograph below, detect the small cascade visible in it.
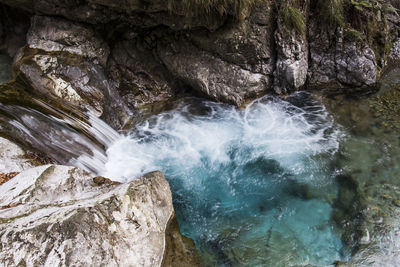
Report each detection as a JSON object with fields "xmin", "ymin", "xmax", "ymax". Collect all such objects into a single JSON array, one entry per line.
[{"xmin": 0, "ymin": 99, "xmax": 121, "ymax": 174}]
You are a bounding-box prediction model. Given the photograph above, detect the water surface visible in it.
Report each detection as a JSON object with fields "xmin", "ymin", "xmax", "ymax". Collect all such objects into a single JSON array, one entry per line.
[{"xmin": 103, "ymin": 93, "xmax": 347, "ymax": 266}]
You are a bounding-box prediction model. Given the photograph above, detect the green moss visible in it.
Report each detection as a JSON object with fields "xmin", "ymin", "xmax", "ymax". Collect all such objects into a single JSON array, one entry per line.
[
  {"xmin": 344, "ymin": 28, "xmax": 364, "ymax": 43},
  {"xmin": 279, "ymin": 1, "xmax": 306, "ymax": 35},
  {"xmin": 316, "ymin": 0, "xmax": 345, "ymax": 28}
]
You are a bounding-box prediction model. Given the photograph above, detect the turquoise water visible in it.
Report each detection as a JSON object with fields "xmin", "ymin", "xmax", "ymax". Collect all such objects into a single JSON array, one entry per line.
[{"xmin": 104, "ymin": 92, "xmax": 347, "ymax": 266}]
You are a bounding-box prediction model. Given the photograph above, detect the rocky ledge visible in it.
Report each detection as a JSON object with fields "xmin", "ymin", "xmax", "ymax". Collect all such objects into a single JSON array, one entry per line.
[{"xmin": 0, "ymin": 139, "xmax": 200, "ymax": 267}]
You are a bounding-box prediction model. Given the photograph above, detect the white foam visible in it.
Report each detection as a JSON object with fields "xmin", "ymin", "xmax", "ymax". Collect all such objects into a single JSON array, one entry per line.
[{"xmin": 102, "ymin": 94, "xmax": 341, "ymax": 182}]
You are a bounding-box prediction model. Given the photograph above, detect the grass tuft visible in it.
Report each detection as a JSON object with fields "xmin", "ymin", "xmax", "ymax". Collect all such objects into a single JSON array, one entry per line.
[
  {"xmin": 167, "ymin": 0, "xmax": 258, "ymax": 21},
  {"xmin": 316, "ymin": 0, "xmax": 345, "ymax": 28},
  {"xmin": 278, "ymin": 0, "xmax": 306, "ymax": 35}
]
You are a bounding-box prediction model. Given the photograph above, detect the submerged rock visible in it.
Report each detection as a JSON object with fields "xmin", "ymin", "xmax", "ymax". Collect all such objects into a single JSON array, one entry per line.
[
  {"xmin": 0, "ymin": 165, "xmax": 201, "ymax": 266},
  {"xmin": 322, "ymin": 77, "xmax": 400, "ymax": 266}
]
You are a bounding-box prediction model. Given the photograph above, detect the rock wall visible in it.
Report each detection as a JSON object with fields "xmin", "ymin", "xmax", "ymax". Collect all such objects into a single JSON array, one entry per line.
[{"xmin": 1, "ymin": 0, "xmax": 399, "ymax": 112}]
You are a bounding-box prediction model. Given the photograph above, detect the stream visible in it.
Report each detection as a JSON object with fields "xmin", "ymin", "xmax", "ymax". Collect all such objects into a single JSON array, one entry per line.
[{"xmin": 1, "ymin": 51, "xmax": 400, "ymax": 266}]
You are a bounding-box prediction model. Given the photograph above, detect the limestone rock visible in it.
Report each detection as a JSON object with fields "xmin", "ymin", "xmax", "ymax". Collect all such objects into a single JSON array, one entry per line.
[
  {"xmin": 14, "ymin": 48, "xmax": 107, "ymax": 118},
  {"xmin": 0, "ymin": 136, "xmax": 34, "ymax": 172},
  {"xmin": 0, "ymin": 165, "xmax": 201, "ymax": 266},
  {"xmin": 13, "ymin": 15, "xmax": 131, "ymax": 128}
]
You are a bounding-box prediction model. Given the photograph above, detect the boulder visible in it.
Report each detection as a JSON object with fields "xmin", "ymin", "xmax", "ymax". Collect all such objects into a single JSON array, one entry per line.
[
  {"xmin": 158, "ymin": 36, "xmax": 270, "ymax": 106},
  {"xmin": 189, "ymin": 1, "xmax": 276, "ymax": 76},
  {"xmin": 13, "ymin": 16, "xmax": 131, "ymax": 129},
  {"xmin": 0, "ymin": 165, "xmax": 201, "ymax": 266}
]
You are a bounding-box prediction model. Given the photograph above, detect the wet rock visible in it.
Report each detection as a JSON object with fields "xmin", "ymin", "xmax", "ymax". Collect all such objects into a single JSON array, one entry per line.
[
  {"xmin": 14, "ymin": 48, "xmax": 107, "ymax": 117},
  {"xmin": 0, "ymin": 136, "xmax": 34, "ymax": 172},
  {"xmin": 0, "ymin": 166, "xmax": 201, "ymax": 266},
  {"xmin": 158, "ymin": 36, "xmax": 270, "ymax": 106},
  {"xmin": 274, "ymin": 25, "xmax": 308, "ymax": 94},
  {"xmin": 13, "ymin": 15, "xmax": 131, "ymax": 128}
]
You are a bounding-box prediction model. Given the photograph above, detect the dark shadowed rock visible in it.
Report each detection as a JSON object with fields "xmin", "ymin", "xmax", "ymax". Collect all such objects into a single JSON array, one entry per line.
[
  {"xmin": 0, "ymin": 4, "xmax": 30, "ymax": 57},
  {"xmin": 0, "ymin": 0, "xmax": 225, "ymax": 31},
  {"xmin": 189, "ymin": 1, "xmax": 276, "ymax": 76},
  {"xmin": 108, "ymin": 37, "xmax": 175, "ymax": 110}
]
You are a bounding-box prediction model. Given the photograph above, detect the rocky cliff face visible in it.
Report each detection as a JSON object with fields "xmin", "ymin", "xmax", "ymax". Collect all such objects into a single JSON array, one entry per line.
[
  {"xmin": 0, "ymin": 138, "xmax": 201, "ymax": 266},
  {"xmin": 1, "ymin": 0, "xmax": 398, "ymax": 111}
]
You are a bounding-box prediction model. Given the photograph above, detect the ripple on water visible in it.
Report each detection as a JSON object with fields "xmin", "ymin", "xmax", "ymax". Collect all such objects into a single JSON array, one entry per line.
[{"xmin": 103, "ymin": 92, "xmax": 348, "ymax": 266}]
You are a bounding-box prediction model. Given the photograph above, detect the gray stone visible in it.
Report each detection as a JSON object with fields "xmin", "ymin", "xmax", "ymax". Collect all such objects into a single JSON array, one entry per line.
[
  {"xmin": 15, "ymin": 49, "xmax": 107, "ymax": 118},
  {"xmin": 13, "ymin": 16, "xmax": 131, "ymax": 129},
  {"xmin": 108, "ymin": 38, "xmax": 175, "ymax": 110},
  {"xmin": 273, "ymin": 25, "xmax": 308, "ymax": 94},
  {"xmin": 0, "ymin": 165, "xmax": 200, "ymax": 266},
  {"xmin": 0, "ymin": 0, "xmax": 224, "ymax": 31},
  {"xmin": 389, "ymin": 38, "xmax": 400, "ymax": 60},
  {"xmin": 158, "ymin": 37, "xmax": 270, "ymax": 106},
  {"xmin": 308, "ymin": 27, "xmax": 377, "ymax": 89},
  {"xmin": 27, "ymin": 16, "xmax": 109, "ymax": 66}
]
